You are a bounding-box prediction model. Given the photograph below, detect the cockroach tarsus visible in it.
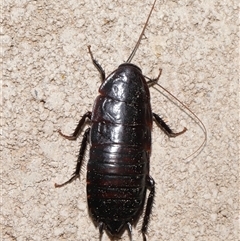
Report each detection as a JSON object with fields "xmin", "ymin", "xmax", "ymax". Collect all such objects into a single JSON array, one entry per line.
[
  {"xmin": 55, "ymin": 0, "xmax": 206, "ymax": 240},
  {"xmin": 152, "ymin": 83, "xmax": 207, "ymax": 161}
]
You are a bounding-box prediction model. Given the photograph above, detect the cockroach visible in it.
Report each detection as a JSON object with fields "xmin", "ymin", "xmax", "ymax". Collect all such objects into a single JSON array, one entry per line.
[{"xmin": 54, "ymin": 0, "xmax": 199, "ymax": 240}]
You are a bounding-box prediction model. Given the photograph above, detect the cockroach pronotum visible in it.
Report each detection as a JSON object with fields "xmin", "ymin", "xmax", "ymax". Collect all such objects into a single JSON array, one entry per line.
[{"xmin": 55, "ymin": 0, "xmax": 206, "ymax": 240}]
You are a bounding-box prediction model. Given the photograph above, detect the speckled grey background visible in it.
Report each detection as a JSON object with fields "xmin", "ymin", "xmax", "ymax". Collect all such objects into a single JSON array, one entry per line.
[{"xmin": 2, "ymin": 0, "xmax": 239, "ymax": 241}]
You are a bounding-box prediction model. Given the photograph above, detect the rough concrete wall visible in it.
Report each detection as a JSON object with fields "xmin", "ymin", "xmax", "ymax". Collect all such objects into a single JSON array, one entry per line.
[{"xmin": 2, "ymin": 0, "xmax": 239, "ymax": 240}]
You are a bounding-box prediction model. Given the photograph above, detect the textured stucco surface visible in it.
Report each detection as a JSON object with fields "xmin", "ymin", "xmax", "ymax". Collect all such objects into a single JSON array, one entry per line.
[{"xmin": 2, "ymin": 0, "xmax": 239, "ymax": 241}]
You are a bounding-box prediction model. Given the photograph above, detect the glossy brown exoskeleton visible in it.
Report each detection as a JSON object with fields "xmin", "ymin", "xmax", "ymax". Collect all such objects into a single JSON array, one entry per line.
[{"xmin": 55, "ymin": 0, "xmax": 186, "ymax": 240}]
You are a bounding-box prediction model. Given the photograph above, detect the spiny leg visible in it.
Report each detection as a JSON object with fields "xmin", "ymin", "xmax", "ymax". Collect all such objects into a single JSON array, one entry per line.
[
  {"xmin": 58, "ymin": 111, "xmax": 92, "ymax": 140},
  {"xmin": 88, "ymin": 45, "xmax": 105, "ymax": 82},
  {"xmin": 146, "ymin": 68, "xmax": 162, "ymax": 87},
  {"xmin": 55, "ymin": 127, "xmax": 90, "ymax": 188},
  {"xmin": 153, "ymin": 113, "xmax": 187, "ymax": 137},
  {"xmin": 146, "ymin": 69, "xmax": 187, "ymax": 137},
  {"xmin": 141, "ymin": 176, "xmax": 155, "ymax": 241}
]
